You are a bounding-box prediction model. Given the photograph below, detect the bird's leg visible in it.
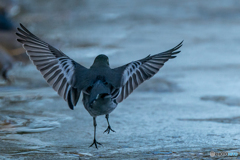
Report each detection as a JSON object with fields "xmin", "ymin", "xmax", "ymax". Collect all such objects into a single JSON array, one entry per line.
[
  {"xmin": 89, "ymin": 117, "xmax": 102, "ymax": 149},
  {"xmin": 104, "ymin": 114, "xmax": 115, "ymax": 134}
]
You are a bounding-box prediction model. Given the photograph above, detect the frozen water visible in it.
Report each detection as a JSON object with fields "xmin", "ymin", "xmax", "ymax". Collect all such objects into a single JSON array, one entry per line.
[{"xmin": 1, "ymin": 0, "xmax": 240, "ymax": 159}]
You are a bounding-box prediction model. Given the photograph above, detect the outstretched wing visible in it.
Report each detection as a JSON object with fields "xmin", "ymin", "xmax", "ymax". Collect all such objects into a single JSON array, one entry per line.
[
  {"xmin": 112, "ymin": 41, "xmax": 183, "ymax": 103},
  {"xmin": 16, "ymin": 24, "xmax": 88, "ymax": 110}
]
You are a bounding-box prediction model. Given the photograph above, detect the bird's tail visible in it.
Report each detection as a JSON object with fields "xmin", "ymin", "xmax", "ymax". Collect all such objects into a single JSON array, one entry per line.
[{"xmin": 89, "ymin": 80, "xmax": 111, "ymax": 105}]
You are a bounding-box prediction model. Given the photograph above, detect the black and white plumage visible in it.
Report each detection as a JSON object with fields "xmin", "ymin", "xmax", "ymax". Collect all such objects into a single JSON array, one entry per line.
[
  {"xmin": 113, "ymin": 43, "xmax": 182, "ymax": 103},
  {"xmin": 16, "ymin": 24, "xmax": 183, "ymax": 148}
]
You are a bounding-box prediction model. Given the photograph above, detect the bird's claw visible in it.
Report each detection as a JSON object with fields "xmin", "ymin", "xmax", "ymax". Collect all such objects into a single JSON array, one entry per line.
[
  {"xmin": 89, "ymin": 139, "xmax": 102, "ymax": 149},
  {"xmin": 104, "ymin": 126, "xmax": 115, "ymax": 134}
]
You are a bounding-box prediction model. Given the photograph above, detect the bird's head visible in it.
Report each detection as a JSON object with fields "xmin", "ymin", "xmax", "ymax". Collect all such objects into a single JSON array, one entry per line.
[{"xmin": 91, "ymin": 54, "xmax": 109, "ymax": 67}]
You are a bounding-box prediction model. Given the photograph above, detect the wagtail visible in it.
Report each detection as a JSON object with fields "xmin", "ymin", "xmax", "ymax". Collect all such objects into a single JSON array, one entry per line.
[{"xmin": 16, "ymin": 24, "xmax": 182, "ymax": 148}]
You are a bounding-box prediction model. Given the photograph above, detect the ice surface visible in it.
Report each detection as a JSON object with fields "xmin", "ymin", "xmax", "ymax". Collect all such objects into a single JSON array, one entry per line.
[{"xmin": 1, "ymin": 0, "xmax": 240, "ymax": 159}]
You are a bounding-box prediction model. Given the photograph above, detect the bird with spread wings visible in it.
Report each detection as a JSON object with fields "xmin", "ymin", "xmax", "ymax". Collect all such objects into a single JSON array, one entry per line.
[{"xmin": 16, "ymin": 24, "xmax": 183, "ymax": 148}]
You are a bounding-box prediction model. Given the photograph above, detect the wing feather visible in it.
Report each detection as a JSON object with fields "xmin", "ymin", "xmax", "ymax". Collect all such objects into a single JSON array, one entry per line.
[
  {"xmin": 16, "ymin": 24, "xmax": 88, "ymax": 109},
  {"xmin": 113, "ymin": 41, "xmax": 183, "ymax": 103}
]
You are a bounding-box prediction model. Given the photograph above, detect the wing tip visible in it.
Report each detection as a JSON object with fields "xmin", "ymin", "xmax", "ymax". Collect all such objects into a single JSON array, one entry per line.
[
  {"xmin": 19, "ymin": 23, "xmax": 27, "ymax": 31},
  {"xmin": 174, "ymin": 40, "xmax": 184, "ymax": 50},
  {"xmin": 16, "ymin": 38, "xmax": 24, "ymax": 43},
  {"xmin": 16, "ymin": 24, "xmax": 28, "ymax": 40}
]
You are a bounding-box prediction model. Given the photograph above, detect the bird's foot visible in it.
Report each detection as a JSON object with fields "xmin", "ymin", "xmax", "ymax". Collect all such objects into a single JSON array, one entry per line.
[
  {"xmin": 104, "ymin": 126, "xmax": 115, "ymax": 134},
  {"xmin": 89, "ymin": 139, "xmax": 102, "ymax": 149}
]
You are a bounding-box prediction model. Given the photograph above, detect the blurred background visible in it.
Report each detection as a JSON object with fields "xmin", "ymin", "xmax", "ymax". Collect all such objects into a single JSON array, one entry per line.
[{"xmin": 1, "ymin": 0, "xmax": 240, "ymax": 159}]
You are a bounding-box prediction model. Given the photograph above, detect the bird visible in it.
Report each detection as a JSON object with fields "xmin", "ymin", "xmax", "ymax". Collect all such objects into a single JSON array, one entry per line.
[
  {"xmin": 0, "ymin": 8, "xmax": 29, "ymax": 82},
  {"xmin": 16, "ymin": 23, "xmax": 183, "ymax": 148},
  {"xmin": 0, "ymin": 7, "xmax": 14, "ymax": 31},
  {"xmin": 0, "ymin": 50, "xmax": 14, "ymax": 83}
]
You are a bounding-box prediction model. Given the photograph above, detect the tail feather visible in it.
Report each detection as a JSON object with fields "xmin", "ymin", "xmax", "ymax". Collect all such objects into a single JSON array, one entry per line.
[{"xmin": 89, "ymin": 80, "xmax": 110, "ymax": 105}]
